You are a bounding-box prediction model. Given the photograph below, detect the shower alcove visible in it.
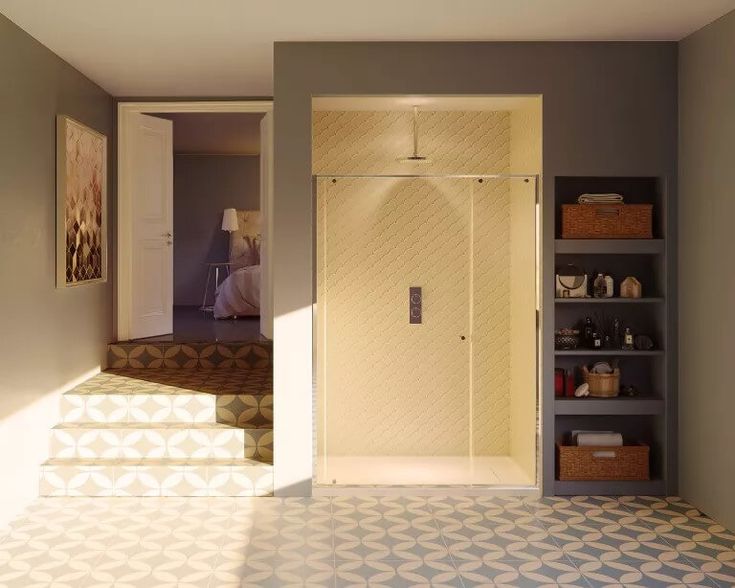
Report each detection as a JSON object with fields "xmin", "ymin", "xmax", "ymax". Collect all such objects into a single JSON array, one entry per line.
[{"xmin": 312, "ymin": 96, "xmax": 542, "ymax": 489}]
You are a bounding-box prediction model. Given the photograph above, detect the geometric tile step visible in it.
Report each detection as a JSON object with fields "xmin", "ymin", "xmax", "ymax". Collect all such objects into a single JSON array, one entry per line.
[
  {"xmin": 107, "ymin": 341, "xmax": 273, "ymax": 369},
  {"xmin": 39, "ymin": 458, "xmax": 273, "ymax": 497},
  {"xmin": 50, "ymin": 423, "xmax": 273, "ymax": 461},
  {"xmin": 60, "ymin": 391, "xmax": 273, "ymax": 427}
]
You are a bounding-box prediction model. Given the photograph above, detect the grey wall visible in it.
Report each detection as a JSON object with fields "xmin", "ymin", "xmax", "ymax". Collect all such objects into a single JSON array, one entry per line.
[
  {"xmin": 0, "ymin": 14, "xmax": 113, "ymax": 518},
  {"xmin": 272, "ymin": 41, "xmax": 678, "ymax": 495},
  {"xmin": 173, "ymin": 155, "xmax": 259, "ymax": 306},
  {"xmin": 679, "ymin": 10, "xmax": 735, "ymax": 530}
]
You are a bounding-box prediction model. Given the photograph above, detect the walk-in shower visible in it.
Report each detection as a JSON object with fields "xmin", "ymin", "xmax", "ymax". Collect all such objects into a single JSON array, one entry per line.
[{"xmin": 312, "ymin": 97, "xmax": 542, "ymax": 489}]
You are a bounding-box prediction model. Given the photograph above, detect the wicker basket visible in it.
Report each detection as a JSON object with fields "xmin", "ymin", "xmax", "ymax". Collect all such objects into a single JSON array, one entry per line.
[
  {"xmin": 582, "ymin": 365, "xmax": 620, "ymax": 398},
  {"xmin": 557, "ymin": 442, "xmax": 650, "ymax": 481},
  {"xmin": 561, "ymin": 203, "xmax": 653, "ymax": 239}
]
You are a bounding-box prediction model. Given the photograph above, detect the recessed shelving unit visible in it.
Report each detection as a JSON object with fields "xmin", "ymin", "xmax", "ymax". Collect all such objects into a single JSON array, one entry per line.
[{"xmin": 549, "ymin": 176, "xmax": 674, "ymax": 496}]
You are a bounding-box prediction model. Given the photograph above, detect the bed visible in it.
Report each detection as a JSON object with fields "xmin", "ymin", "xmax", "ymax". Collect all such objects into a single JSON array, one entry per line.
[{"xmin": 213, "ymin": 210, "xmax": 261, "ymax": 319}]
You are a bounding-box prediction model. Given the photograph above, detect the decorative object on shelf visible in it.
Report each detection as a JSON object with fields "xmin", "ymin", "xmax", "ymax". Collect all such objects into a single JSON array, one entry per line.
[
  {"xmin": 56, "ymin": 115, "xmax": 107, "ymax": 287},
  {"xmin": 557, "ymin": 441, "xmax": 650, "ymax": 481},
  {"xmin": 622, "ymin": 327, "xmax": 635, "ymax": 350},
  {"xmin": 620, "ymin": 276, "xmax": 643, "ymax": 298},
  {"xmin": 556, "ymin": 264, "xmax": 587, "ymax": 298},
  {"xmin": 634, "ymin": 334, "xmax": 655, "ymax": 351},
  {"xmin": 555, "ymin": 368, "xmax": 566, "ymax": 397},
  {"xmin": 555, "ymin": 328, "xmax": 580, "ymax": 350},
  {"xmin": 561, "ymin": 200, "xmax": 653, "ymax": 240},
  {"xmin": 591, "ymin": 361, "xmax": 614, "ymax": 374},
  {"xmin": 574, "ymin": 383, "xmax": 590, "ymax": 398},
  {"xmin": 582, "ymin": 364, "xmax": 620, "ymax": 397},
  {"xmin": 620, "ymin": 384, "xmax": 639, "ymax": 397}
]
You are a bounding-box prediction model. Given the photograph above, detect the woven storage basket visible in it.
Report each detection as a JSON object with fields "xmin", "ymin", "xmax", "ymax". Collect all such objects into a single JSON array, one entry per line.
[
  {"xmin": 582, "ymin": 365, "xmax": 620, "ymax": 398},
  {"xmin": 557, "ymin": 442, "xmax": 650, "ymax": 481},
  {"xmin": 562, "ymin": 203, "xmax": 653, "ymax": 239}
]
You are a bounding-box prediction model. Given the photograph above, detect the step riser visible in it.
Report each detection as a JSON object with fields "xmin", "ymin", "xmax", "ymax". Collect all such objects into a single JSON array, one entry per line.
[
  {"xmin": 108, "ymin": 342, "xmax": 272, "ymax": 369},
  {"xmin": 40, "ymin": 464, "xmax": 273, "ymax": 497},
  {"xmin": 49, "ymin": 428, "xmax": 273, "ymax": 461},
  {"xmin": 60, "ymin": 393, "xmax": 273, "ymax": 427}
]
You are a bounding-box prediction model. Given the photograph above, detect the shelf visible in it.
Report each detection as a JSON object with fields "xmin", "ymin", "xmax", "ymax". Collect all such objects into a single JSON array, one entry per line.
[
  {"xmin": 555, "ymin": 297, "xmax": 664, "ymax": 304},
  {"xmin": 555, "ymin": 239, "xmax": 664, "ymax": 255},
  {"xmin": 555, "ymin": 350, "xmax": 664, "ymax": 357},
  {"xmin": 555, "ymin": 397, "xmax": 664, "ymax": 416},
  {"xmin": 555, "ymin": 478, "xmax": 664, "ymax": 496}
]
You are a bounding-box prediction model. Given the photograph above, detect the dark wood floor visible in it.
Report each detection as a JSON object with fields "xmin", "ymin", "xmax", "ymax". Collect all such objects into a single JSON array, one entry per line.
[{"xmin": 132, "ymin": 306, "xmax": 265, "ymax": 343}]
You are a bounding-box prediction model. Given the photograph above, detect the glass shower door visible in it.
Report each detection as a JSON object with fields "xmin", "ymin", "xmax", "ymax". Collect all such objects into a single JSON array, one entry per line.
[{"xmin": 316, "ymin": 177, "xmax": 473, "ymax": 485}]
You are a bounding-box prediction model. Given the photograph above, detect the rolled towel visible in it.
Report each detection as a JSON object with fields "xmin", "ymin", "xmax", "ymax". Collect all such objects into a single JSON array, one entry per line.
[
  {"xmin": 578, "ymin": 193, "xmax": 625, "ymax": 204},
  {"xmin": 576, "ymin": 432, "xmax": 624, "ymax": 447}
]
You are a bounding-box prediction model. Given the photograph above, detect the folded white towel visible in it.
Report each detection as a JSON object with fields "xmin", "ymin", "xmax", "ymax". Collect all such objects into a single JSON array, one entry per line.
[
  {"xmin": 578, "ymin": 193, "xmax": 625, "ymax": 204},
  {"xmin": 576, "ymin": 432, "xmax": 624, "ymax": 447}
]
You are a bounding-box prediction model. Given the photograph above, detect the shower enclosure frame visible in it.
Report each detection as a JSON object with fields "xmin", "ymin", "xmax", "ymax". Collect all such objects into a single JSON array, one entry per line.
[{"xmin": 312, "ymin": 172, "xmax": 542, "ymax": 492}]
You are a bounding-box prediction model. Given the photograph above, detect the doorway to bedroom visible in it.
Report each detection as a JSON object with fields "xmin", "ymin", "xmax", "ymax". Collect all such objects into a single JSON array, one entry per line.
[{"xmin": 116, "ymin": 101, "xmax": 274, "ymax": 343}]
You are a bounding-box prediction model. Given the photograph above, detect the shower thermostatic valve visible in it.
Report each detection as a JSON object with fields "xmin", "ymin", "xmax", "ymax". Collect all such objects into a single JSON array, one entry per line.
[{"xmin": 409, "ymin": 287, "xmax": 422, "ymax": 324}]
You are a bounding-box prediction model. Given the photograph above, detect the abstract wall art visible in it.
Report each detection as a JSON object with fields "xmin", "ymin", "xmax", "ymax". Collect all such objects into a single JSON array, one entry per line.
[{"xmin": 56, "ymin": 115, "xmax": 107, "ymax": 287}]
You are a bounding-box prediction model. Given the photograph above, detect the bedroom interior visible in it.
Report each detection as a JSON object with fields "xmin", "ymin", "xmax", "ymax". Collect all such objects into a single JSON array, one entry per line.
[
  {"xmin": 313, "ymin": 95, "xmax": 542, "ymax": 489},
  {"xmin": 132, "ymin": 111, "xmax": 267, "ymax": 343}
]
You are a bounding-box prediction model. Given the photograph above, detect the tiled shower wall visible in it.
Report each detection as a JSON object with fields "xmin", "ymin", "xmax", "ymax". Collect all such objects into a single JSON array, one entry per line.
[{"xmin": 313, "ymin": 110, "xmax": 538, "ymax": 463}]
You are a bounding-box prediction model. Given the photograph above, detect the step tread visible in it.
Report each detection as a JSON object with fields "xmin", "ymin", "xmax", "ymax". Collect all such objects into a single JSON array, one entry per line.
[{"xmin": 42, "ymin": 457, "xmax": 272, "ymax": 468}]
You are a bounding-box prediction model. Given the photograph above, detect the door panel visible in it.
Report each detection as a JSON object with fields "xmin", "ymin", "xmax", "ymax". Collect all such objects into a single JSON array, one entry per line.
[
  {"xmin": 317, "ymin": 178, "xmax": 471, "ymax": 470},
  {"xmin": 130, "ymin": 113, "xmax": 173, "ymax": 339}
]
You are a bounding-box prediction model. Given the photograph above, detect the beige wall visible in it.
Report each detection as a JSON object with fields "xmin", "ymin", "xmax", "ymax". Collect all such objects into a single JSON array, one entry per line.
[
  {"xmin": 314, "ymin": 109, "xmax": 539, "ymax": 467},
  {"xmin": 679, "ymin": 9, "xmax": 735, "ymax": 530},
  {"xmin": 0, "ymin": 14, "xmax": 113, "ymax": 523}
]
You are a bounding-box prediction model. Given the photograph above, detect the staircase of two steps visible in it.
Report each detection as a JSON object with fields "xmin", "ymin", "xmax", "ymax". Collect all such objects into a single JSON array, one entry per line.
[{"xmin": 40, "ymin": 341, "xmax": 273, "ymax": 497}]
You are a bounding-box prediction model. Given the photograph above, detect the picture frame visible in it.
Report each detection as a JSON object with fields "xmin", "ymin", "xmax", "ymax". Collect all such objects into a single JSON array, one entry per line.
[{"xmin": 56, "ymin": 115, "xmax": 107, "ymax": 287}]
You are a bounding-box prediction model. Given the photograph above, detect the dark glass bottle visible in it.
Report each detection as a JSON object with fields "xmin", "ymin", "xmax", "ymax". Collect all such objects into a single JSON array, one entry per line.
[{"xmin": 583, "ymin": 317, "xmax": 595, "ymax": 348}]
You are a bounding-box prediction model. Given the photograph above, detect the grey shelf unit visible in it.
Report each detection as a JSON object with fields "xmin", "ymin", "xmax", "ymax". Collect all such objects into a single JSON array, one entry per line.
[{"xmin": 550, "ymin": 176, "xmax": 675, "ymax": 496}]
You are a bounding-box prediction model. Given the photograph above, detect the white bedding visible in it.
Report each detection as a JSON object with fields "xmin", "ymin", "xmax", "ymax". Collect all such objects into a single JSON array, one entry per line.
[{"xmin": 213, "ymin": 265, "xmax": 260, "ymax": 318}]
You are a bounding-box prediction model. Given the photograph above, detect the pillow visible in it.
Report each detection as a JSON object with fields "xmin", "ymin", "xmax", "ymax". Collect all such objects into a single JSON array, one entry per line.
[{"xmin": 229, "ymin": 210, "xmax": 262, "ymax": 269}]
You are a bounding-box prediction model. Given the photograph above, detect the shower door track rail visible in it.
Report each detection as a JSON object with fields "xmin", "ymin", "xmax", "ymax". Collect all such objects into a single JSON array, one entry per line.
[{"xmin": 314, "ymin": 173, "xmax": 539, "ymax": 180}]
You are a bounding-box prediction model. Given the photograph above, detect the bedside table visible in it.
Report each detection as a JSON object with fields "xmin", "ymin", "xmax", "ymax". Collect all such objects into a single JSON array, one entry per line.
[{"xmin": 199, "ymin": 262, "xmax": 232, "ymax": 312}]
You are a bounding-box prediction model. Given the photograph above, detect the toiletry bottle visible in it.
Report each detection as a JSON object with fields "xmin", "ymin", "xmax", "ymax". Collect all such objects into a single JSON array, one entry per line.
[
  {"xmin": 612, "ymin": 317, "xmax": 621, "ymax": 348},
  {"xmin": 583, "ymin": 317, "xmax": 594, "ymax": 348},
  {"xmin": 604, "ymin": 274, "xmax": 614, "ymax": 298},
  {"xmin": 593, "ymin": 273, "xmax": 606, "ymax": 298},
  {"xmin": 622, "ymin": 327, "xmax": 634, "ymax": 350},
  {"xmin": 592, "ymin": 331, "xmax": 602, "ymax": 348}
]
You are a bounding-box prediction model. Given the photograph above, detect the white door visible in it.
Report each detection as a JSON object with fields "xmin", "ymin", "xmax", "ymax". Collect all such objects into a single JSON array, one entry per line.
[
  {"xmin": 129, "ymin": 113, "xmax": 173, "ymax": 339},
  {"xmin": 259, "ymin": 112, "xmax": 274, "ymax": 339}
]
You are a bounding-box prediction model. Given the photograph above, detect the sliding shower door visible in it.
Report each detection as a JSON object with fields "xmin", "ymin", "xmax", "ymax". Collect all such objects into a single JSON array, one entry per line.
[{"xmin": 315, "ymin": 176, "xmax": 537, "ymax": 486}]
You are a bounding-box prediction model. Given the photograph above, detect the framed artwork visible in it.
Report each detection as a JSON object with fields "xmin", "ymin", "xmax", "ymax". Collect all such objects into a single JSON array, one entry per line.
[{"xmin": 56, "ymin": 115, "xmax": 107, "ymax": 287}]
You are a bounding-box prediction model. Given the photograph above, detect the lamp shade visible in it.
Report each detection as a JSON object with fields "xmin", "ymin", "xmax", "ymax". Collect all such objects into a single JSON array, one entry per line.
[{"xmin": 222, "ymin": 208, "xmax": 239, "ymax": 232}]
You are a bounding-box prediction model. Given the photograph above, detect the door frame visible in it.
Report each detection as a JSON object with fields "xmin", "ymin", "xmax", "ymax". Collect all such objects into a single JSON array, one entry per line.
[{"xmin": 116, "ymin": 100, "xmax": 274, "ymax": 341}]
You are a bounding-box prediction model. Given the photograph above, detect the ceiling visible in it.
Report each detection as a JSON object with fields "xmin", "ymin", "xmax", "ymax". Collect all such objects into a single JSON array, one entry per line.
[
  {"xmin": 1, "ymin": 0, "xmax": 734, "ymax": 97},
  {"xmin": 154, "ymin": 113, "xmax": 263, "ymax": 155}
]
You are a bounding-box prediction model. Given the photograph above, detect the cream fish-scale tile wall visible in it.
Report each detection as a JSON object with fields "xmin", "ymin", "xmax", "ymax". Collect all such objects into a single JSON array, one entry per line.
[{"xmin": 314, "ymin": 111, "xmax": 517, "ymax": 456}]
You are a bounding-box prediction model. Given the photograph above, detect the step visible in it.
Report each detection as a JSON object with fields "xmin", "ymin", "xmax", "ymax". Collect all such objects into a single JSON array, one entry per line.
[
  {"xmin": 39, "ymin": 458, "xmax": 273, "ymax": 497},
  {"xmin": 108, "ymin": 341, "xmax": 272, "ymax": 369},
  {"xmin": 60, "ymin": 371, "xmax": 272, "ymax": 427},
  {"xmin": 50, "ymin": 423, "xmax": 273, "ymax": 461}
]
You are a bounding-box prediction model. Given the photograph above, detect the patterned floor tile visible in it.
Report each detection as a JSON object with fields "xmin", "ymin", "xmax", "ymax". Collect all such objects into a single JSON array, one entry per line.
[{"xmin": 0, "ymin": 496, "xmax": 732, "ymax": 586}]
